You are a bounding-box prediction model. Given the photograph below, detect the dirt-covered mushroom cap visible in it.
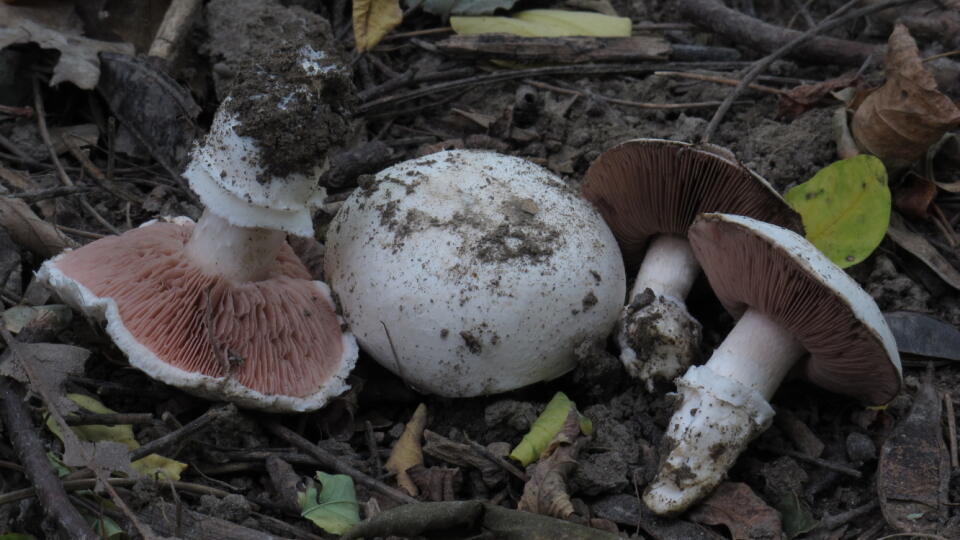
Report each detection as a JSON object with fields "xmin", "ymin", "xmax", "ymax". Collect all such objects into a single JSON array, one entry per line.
[
  {"xmin": 184, "ymin": 45, "xmax": 353, "ymax": 237},
  {"xmin": 38, "ymin": 217, "xmax": 358, "ymax": 412},
  {"xmin": 324, "ymin": 150, "xmax": 626, "ymax": 397},
  {"xmin": 582, "ymin": 138, "xmax": 803, "ymax": 266},
  {"xmin": 689, "ymin": 212, "xmax": 902, "ymax": 404}
]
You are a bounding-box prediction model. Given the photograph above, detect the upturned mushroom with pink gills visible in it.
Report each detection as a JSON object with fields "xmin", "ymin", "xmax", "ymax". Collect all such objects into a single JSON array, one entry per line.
[
  {"xmin": 581, "ymin": 139, "xmax": 802, "ymax": 388},
  {"xmin": 644, "ymin": 213, "xmax": 902, "ymax": 515},
  {"xmin": 37, "ymin": 45, "xmax": 358, "ymax": 412}
]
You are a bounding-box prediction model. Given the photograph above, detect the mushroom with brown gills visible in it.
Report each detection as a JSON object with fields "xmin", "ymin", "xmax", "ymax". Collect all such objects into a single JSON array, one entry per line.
[
  {"xmin": 643, "ymin": 213, "xmax": 901, "ymax": 516},
  {"xmin": 581, "ymin": 139, "xmax": 802, "ymax": 388}
]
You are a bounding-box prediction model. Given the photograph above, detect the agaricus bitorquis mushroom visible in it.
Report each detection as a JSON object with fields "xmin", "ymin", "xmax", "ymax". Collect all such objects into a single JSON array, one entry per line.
[
  {"xmin": 324, "ymin": 149, "xmax": 626, "ymax": 397},
  {"xmin": 38, "ymin": 45, "xmax": 358, "ymax": 412},
  {"xmin": 581, "ymin": 139, "xmax": 803, "ymax": 389},
  {"xmin": 644, "ymin": 213, "xmax": 902, "ymax": 515}
]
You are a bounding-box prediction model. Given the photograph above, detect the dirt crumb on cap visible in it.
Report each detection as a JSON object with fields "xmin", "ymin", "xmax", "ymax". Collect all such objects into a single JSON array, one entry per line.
[{"xmin": 225, "ymin": 44, "xmax": 355, "ymax": 183}]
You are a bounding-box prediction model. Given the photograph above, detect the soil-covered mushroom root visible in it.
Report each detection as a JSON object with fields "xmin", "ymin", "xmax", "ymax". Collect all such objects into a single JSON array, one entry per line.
[
  {"xmin": 324, "ymin": 150, "xmax": 627, "ymax": 397},
  {"xmin": 582, "ymin": 139, "xmax": 802, "ymax": 390},
  {"xmin": 643, "ymin": 213, "xmax": 901, "ymax": 516}
]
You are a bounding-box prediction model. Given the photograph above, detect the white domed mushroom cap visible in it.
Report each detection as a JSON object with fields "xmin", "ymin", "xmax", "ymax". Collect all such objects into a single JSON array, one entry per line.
[{"xmin": 325, "ymin": 150, "xmax": 626, "ymax": 397}]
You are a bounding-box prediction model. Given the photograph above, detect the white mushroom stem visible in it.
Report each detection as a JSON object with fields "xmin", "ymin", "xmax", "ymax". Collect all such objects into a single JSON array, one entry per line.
[
  {"xmin": 643, "ymin": 308, "xmax": 806, "ymax": 515},
  {"xmin": 619, "ymin": 235, "xmax": 702, "ymax": 386},
  {"xmin": 630, "ymin": 235, "xmax": 699, "ymax": 302},
  {"xmin": 185, "ymin": 209, "xmax": 285, "ymax": 282}
]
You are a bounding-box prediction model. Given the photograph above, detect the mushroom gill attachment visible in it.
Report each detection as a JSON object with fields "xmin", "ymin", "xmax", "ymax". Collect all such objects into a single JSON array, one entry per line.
[
  {"xmin": 643, "ymin": 213, "xmax": 900, "ymax": 516},
  {"xmin": 38, "ymin": 219, "xmax": 357, "ymax": 413},
  {"xmin": 582, "ymin": 139, "xmax": 802, "ymax": 387}
]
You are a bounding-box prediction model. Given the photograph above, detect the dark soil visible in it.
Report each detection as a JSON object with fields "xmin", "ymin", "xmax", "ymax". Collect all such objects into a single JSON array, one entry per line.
[{"xmin": 2, "ymin": 0, "xmax": 960, "ymax": 539}]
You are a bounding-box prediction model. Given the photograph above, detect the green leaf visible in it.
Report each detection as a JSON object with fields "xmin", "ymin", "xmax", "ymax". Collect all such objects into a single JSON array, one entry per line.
[
  {"xmin": 84, "ymin": 512, "xmax": 125, "ymax": 539},
  {"xmin": 300, "ymin": 472, "xmax": 361, "ymax": 535},
  {"xmin": 509, "ymin": 392, "xmax": 591, "ymax": 466},
  {"xmin": 775, "ymin": 491, "xmax": 818, "ymax": 539},
  {"xmin": 0, "ymin": 534, "xmax": 38, "ymax": 540},
  {"xmin": 419, "ymin": 0, "xmax": 517, "ymax": 16},
  {"xmin": 451, "ymin": 9, "xmax": 631, "ymax": 37},
  {"xmin": 784, "ymin": 155, "xmax": 890, "ymax": 268}
]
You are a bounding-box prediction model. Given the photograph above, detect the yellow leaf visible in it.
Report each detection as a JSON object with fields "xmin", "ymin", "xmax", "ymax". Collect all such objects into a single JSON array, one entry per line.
[
  {"xmin": 784, "ymin": 155, "xmax": 890, "ymax": 268},
  {"xmin": 45, "ymin": 393, "xmax": 189, "ymax": 480},
  {"xmin": 384, "ymin": 403, "xmax": 427, "ymax": 496},
  {"xmin": 353, "ymin": 0, "xmax": 403, "ymax": 52},
  {"xmin": 451, "ymin": 9, "xmax": 631, "ymax": 37}
]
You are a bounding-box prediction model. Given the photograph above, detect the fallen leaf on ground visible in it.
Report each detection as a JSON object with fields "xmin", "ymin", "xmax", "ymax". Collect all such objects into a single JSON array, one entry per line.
[
  {"xmin": 687, "ymin": 482, "xmax": 783, "ymax": 540},
  {"xmin": 893, "ymin": 174, "xmax": 938, "ymax": 220},
  {"xmin": 407, "ymin": 464, "xmax": 462, "ymax": 501},
  {"xmin": 851, "ymin": 24, "xmax": 960, "ymax": 170},
  {"xmin": 353, "ymin": 0, "xmax": 403, "ymax": 52},
  {"xmin": 385, "ymin": 403, "xmax": 427, "ymax": 496},
  {"xmin": 0, "ymin": 196, "xmax": 76, "ymax": 258},
  {"xmin": 886, "ymin": 213, "xmax": 960, "ymax": 291},
  {"xmin": 422, "ymin": 430, "xmax": 507, "ymax": 487},
  {"xmin": 451, "ymin": 9, "xmax": 631, "ymax": 38},
  {"xmin": 510, "ymin": 391, "xmax": 592, "ymax": 466},
  {"xmin": 777, "ymin": 72, "xmax": 861, "ymax": 119},
  {"xmin": 784, "ymin": 155, "xmax": 890, "ymax": 268},
  {"xmin": 2, "ymin": 305, "xmax": 71, "ymax": 334},
  {"xmin": 517, "ymin": 409, "xmax": 587, "ymax": 519},
  {"xmin": 0, "ymin": 3, "xmax": 134, "ymax": 89},
  {"xmin": 299, "ymin": 471, "xmax": 361, "ymax": 535},
  {"xmin": 420, "ymin": 0, "xmax": 518, "ymax": 16},
  {"xmin": 884, "ymin": 311, "xmax": 960, "ymax": 361},
  {"xmin": 774, "ymin": 491, "xmax": 818, "ymax": 539},
  {"xmin": 44, "ymin": 393, "xmax": 188, "ymax": 480},
  {"xmin": 878, "ymin": 370, "xmax": 949, "ymax": 533}
]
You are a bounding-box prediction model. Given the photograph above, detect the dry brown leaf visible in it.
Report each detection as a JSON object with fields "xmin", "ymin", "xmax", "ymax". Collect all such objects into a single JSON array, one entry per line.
[
  {"xmin": 422, "ymin": 430, "xmax": 507, "ymax": 487},
  {"xmin": 851, "ymin": 24, "xmax": 960, "ymax": 169},
  {"xmin": 687, "ymin": 482, "xmax": 782, "ymax": 540},
  {"xmin": 407, "ymin": 464, "xmax": 462, "ymax": 501},
  {"xmin": 777, "ymin": 72, "xmax": 861, "ymax": 119},
  {"xmin": 893, "ymin": 174, "xmax": 938, "ymax": 220},
  {"xmin": 878, "ymin": 371, "xmax": 949, "ymax": 533},
  {"xmin": 517, "ymin": 410, "xmax": 585, "ymax": 519},
  {"xmin": 887, "ymin": 213, "xmax": 960, "ymax": 291},
  {"xmin": 0, "ymin": 195, "xmax": 76, "ymax": 257},
  {"xmin": 353, "ymin": 0, "xmax": 403, "ymax": 53},
  {"xmin": 385, "ymin": 403, "xmax": 427, "ymax": 496},
  {"xmin": 0, "ymin": 3, "xmax": 134, "ymax": 89}
]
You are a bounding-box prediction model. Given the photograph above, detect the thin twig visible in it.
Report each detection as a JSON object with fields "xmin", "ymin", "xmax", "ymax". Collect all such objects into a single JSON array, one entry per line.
[
  {"xmin": 31, "ymin": 78, "xmax": 120, "ymax": 234},
  {"xmin": 701, "ymin": 0, "xmax": 913, "ymax": 143},
  {"xmin": 653, "ymin": 70, "xmax": 788, "ymax": 95},
  {"xmin": 10, "ymin": 185, "xmax": 98, "ymax": 203},
  {"xmin": 267, "ymin": 423, "xmax": 418, "ymax": 504},
  {"xmin": 760, "ymin": 445, "xmax": 862, "ymax": 477},
  {"xmin": 817, "ymin": 500, "xmax": 879, "ymax": 531},
  {"xmin": 55, "ymin": 224, "xmax": 105, "ymax": 240},
  {"xmin": 0, "ymin": 333, "xmax": 98, "ymax": 539},
  {"xmin": 945, "ymin": 392, "xmax": 959, "ymax": 469},
  {"xmin": 466, "ymin": 438, "xmax": 528, "ymax": 482},
  {"xmin": 359, "ymin": 61, "xmax": 749, "ymax": 113},
  {"xmin": 525, "ymin": 79, "xmax": 742, "ymax": 110},
  {"xmin": 65, "ymin": 412, "xmax": 155, "ymax": 426},
  {"xmin": 133, "ymin": 404, "xmax": 236, "ymax": 461},
  {"xmin": 0, "ymin": 477, "xmax": 234, "ymax": 507}
]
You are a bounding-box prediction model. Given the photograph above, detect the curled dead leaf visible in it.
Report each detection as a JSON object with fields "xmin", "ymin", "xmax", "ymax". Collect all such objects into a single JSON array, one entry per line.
[
  {"xmin": 0, "ymin": 3, "xmax": 134, "ymax": 89},
  {"xmin": 851, "ymin": 24, "xmax": 960, "ymax": 170},
  {"xmin": 517, "ymin": 410, "xmax": 586, "ymax": 519},
  {"xmin": 353, "ymin": 0, "xmax": 403, "ymax": 52},
  {"xmin": 385, "ymin": 403, "xmax": 427, "ymax": 496},
  {"xmin": 777, "ymin": 72, "xmax": 861, "ymax": 120},
  {"xmin": 0, "ymin": 196, "xmax": 75, "ymax": 259},
  {"xmin": 687, "ymin": 482, "xmax": 783, "ymax": 540},
  {"xmin": 893, "ymin": 174, "xmax": 938, "ymax": 220}
]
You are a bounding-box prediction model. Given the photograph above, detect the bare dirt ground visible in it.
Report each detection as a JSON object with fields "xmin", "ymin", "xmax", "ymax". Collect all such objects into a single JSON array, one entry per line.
[{"xmin": 1, "ymin": 0, "xmax": 960, "ymax": 538}]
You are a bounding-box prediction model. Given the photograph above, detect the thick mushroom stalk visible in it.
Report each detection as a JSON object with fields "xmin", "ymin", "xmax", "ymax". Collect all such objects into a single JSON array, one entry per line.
[
  {"xmin": 618, "ymin": 235, "xmax": 702, "ymax": 388},
  {"xmin": 643, "ymin": 309, "xmax": 804, "ymax": 515},
  {"xmin": 185, "ymin": 210, "xmax": 285, "ymax": 282}
]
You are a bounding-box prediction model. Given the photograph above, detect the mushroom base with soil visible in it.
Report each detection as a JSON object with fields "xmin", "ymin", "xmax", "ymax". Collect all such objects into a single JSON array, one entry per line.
[
  {"xmin": 618, "ymin": 234, "xmax": 702, "ymax": 388},
  {"xmin": 643, "ymin": 308, "xmax": 804, "ymax": 515}
]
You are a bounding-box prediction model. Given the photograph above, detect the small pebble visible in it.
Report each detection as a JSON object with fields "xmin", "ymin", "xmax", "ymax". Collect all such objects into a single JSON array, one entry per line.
[{"xmin": 846, "ymin": 432, "xmax": 877, "ymax": 464}]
